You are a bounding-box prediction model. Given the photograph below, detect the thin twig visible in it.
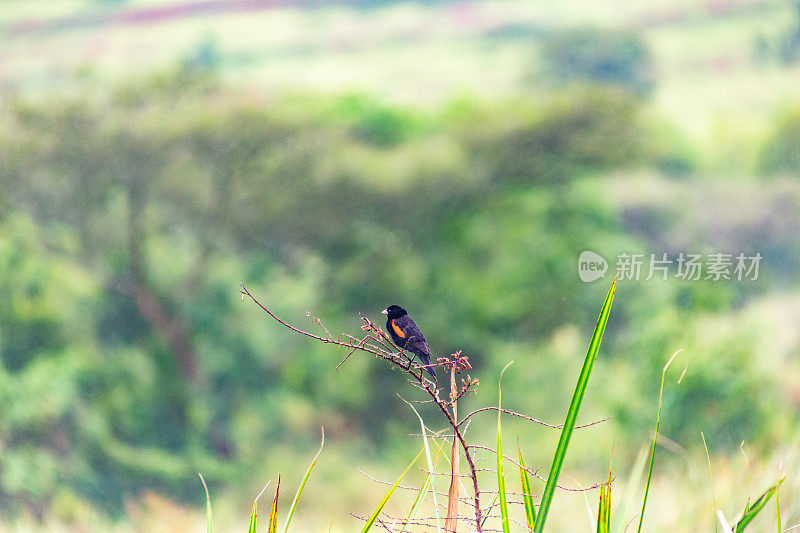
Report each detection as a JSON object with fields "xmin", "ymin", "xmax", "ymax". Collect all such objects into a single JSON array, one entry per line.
[
  {"xmin": 307, "ymin": 311, "xmax": 333, "ymax": 340},
  {"xmin": 469, "ymin": 444, "xmax": 610, "ymax": 491},
  {"xmin": 460, "ymin": 406, "xmax": 611, "ymax": 430},
  {"xmin": 336, "ymin": 334, "xmax": 371, "ymax": 371}
]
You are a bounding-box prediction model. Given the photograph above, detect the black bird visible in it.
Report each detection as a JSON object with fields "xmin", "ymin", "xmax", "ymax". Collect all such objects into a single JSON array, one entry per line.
[{"xmin": 382, "ymin": 305, "xmax": 436, "ymax": 379}]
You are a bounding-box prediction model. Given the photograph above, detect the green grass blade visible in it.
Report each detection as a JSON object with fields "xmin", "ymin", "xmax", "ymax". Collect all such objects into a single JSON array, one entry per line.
[
  {"xmin": 637, "ymin": 350, "xmax": 683, "ymax": 533},
  {"xmin": 775, "ymin": 480, "xmax": 782, "ymax": 533},
  {"xmin": 734, "ymin": 476, "xmax": 785, "ymax": 532},
  {"xmin": 739, "ymin": 443, "xmax": 753, "ymax": 516},
  {"xmin": 282, "ymin": 428, "xmax": 325, "ymax": 533},
  {"xmin": 596, "ymin": 485, "xmax": 604, "ymax": 533},
  {"xmin": 405, "ymin": 472, "xmax": 431, "ymax": 530},
  {"xmin": 249, "ymin": 482, "xmax": 271, "ymax": 533},
  {"xmin": 405, "ymin": 474, "xmax": 431, "ymax": 531},
  {"xmin": 518, "ymin": 447, "xmax": 536, "ymax": 531},
  {"xmin": 199, "ymin": 473, "xmax": 213, "ymax": 533},
  {"xmin": 361, "ymin": 446, "xmax": 426, "ymax": 532},
  {"xmin": 611, "ymin": 447, "xmax": 647, "ymax": 533},
  {"xmin": 249, "ymin": 502, "xmax": 257, "ymax": 533},
  {"xmin": 597, "ymin": 482, "xmax": 610, "ymax": 533},
  {"xmin": 403, "ymin": 442, "xmax": 444, "ymax": 532},
  {"xmin": 480, "ymin": 491, "xmax": 500, "ymax": 529},
  {"xmin": 268, "ymin": 476, "xmax": 280, "ymax": 533},
  {"xmin": 534, "ymin": 277, "xmax": 616, "ymax": 533},
  {"xmin": 701, "ymin": 431, "xmax": 718, "ymax": 533},
  {"xmin": 400, "ymin": 395, "xmax": 441, "ymax": 532},
  {"xmin": 598, "ymin": 466, "xmax": 612, "ymax": 533},
  {"xmin": 497, "ymin": 363, "xmax": 512, "ymax": 533}
]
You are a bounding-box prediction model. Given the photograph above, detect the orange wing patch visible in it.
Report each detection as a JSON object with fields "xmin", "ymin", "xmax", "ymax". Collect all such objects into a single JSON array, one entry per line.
[{"xmin": 391, "ymin": 319, "xmax": 406, "ymax": 338}]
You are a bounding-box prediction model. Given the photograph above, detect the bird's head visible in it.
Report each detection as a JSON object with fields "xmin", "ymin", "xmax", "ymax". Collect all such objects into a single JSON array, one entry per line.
[{"xmin": 381, "ymin": 305, "xmax": 407, "ymax": 319}]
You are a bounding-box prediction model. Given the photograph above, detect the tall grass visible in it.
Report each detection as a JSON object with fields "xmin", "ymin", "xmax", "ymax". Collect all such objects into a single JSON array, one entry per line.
[
  {"xmin": 518, "ymin": 446, "xmax": 536, "ymax": 531},
  {"xmin": 229, "ymin": 277, "xmax": 787, "ymax": 532},
  {"xmin": 199, "ymin": 473, "xmax": 212, "ymax": 533},
  {"xmin": 361, "ymin": 447, "xmax": 425, "ymax": 532},
  {"xmin": 637, "ymin": 349, "xmax": 685, "ymax": 532},
  {"xmin": 533, "ymin": 277, "xmax": 616, "ymax": 532},
  {"xmin": 268, "ymin": 476, "xmax": 279, "ymax": 533},
  {"xmin": 496, "ymin": 363, "xmax": 513, "ymax": 533},
  {"xmin": 283, "ymin": 429, "xmax": 324, "ymax": 533},
  {"xmin": 248, "ymin": 482, "xmax": 270, "ymax": 533},
  {"xmin": 401, "ymin": 396, "xmax": 442, "ymax": 532},
  {"xmin": 596, "ymin": 477, "xmax": 611, "ymax": 533},
  {"xmin": 734, "ymin": 477, "xmax": 785, "ymax": 531}
]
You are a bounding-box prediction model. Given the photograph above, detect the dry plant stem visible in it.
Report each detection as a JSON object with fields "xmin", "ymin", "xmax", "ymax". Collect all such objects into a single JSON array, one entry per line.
[
  {"xmin": 460, "ymin": 406, "xmax": 610, "ymax": 429},
  {"xmin": 239, "ymin": 284, "xmax": 484, "ymax": 531},
  {"xmin": 445, "ymin": 365, "xmax": 460, "ymax": 532}
]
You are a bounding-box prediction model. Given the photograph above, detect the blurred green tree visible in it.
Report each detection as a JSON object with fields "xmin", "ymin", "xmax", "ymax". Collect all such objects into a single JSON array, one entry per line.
[
  {"xmin": 759, "ymin": 109, "xmax": 800, "ymax": 175},
  {"xmin": 539, "ymin": 27, "xmax": 655, "ymax": 98},
  {"xmin": 0, "ymin": 71, "xmax": 787, "ymax": 520}
]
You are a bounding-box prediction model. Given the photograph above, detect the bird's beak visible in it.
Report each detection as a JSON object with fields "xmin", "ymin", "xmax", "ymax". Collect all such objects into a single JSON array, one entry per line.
[{"xmin": 381, "ymin": 308, "xmax": 388, "ymax": 315}]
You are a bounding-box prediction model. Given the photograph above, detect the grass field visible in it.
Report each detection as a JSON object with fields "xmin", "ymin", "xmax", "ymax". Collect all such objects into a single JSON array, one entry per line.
[{"xmin": 2, "ymin": 0, "xmax": 800, "ymax": 148}]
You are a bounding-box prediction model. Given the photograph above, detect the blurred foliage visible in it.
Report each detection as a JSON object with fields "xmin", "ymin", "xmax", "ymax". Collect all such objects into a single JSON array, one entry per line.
[
  {"xmin": 0, "ymin": 70, "xmax": 797, "ymax": 522},
  {"xmin": 760, "ymin": 108, "xmax": 800, "ymax": 175},
  {"xmin": 777, "ymin": 2, "xmax": 800, "ymax": 65},
  {"xmin": 539, "ymin": 27, "xmax": 655, "ymax": 98}
]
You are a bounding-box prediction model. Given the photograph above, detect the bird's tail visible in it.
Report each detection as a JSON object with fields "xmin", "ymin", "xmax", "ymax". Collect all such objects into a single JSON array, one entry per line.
[{"xmin": 418, "ymin": 353, "xmax": 436, "ymax": 379}]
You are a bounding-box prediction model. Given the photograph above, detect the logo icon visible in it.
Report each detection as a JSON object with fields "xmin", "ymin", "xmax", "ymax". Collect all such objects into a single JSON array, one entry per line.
[{"xmin": 578, "ymin": 251, "xmax": 608, "ymax": 282}]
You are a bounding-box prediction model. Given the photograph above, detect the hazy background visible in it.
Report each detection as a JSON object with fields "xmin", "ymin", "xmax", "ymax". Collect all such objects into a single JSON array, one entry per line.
[{"xmin": 1, "ymin": 0, "xmax": 800, "ymax": 530}]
